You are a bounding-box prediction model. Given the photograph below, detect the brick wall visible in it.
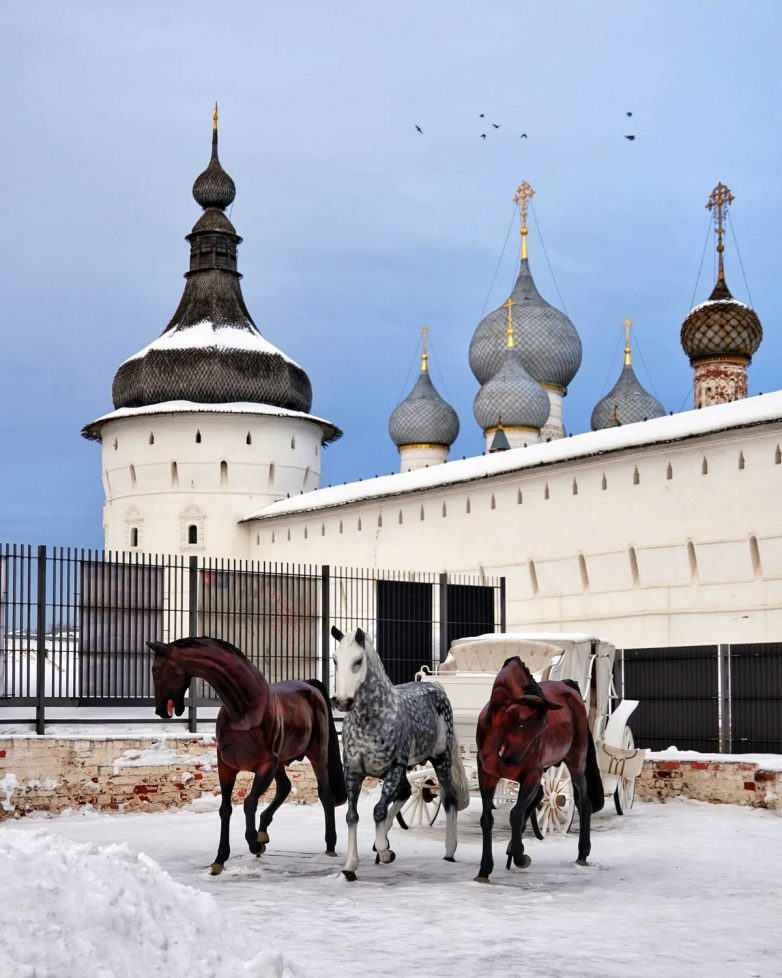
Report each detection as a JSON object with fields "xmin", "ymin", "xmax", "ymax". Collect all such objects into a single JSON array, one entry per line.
[
  {"xmin": 636, "ymin": 757, "xmax": 782, "ymax": 810},
  {"xmin": 0, "ymin": 735, "xmax": 321, "ymax": 819}
]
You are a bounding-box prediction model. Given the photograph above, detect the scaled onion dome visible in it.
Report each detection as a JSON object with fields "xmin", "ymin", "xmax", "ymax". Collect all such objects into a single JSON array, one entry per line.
[
  {"xmin": 389, "ymin": 344, "xmax": 459, "ymax": 449},
  {"xmin": 591, "ymin": 330, "xmax": 665, "ymax": 430},
  {"xmin": 473, "ymin": 302, "xmax": 550, "ymax": 434},
  {"xmin": 111, "ymin": 109, "xmax": 313, "ymax": 413}
]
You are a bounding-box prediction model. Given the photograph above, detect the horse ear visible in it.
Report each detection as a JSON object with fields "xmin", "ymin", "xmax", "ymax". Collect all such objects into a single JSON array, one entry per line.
[
  {"xmin": 519, "ymin": 694, "xmax": 561, "ymax": 712},
  {"xmin": 147, "ymin": 640, "xmax": 169, "ymax": 656},
  {"xmin": 331, "ymin": 626, "xmax": 344, "ymax": 642},
  {"xmin": 544, "ymin": 699, "xmax": 563, "ymax": 711},
  {"xmin": 354, "ymin": 627, "xmax": 366, "ymax": 648}
]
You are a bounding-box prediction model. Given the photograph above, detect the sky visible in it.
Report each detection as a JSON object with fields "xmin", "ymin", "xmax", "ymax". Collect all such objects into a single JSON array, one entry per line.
[
  {"xmin": 3, "ymin": 793, "xmax": 782, "ymax": 977},
  {"xmin": 2, "ymin": 2, "xmax": 782, "ymax": 548}
]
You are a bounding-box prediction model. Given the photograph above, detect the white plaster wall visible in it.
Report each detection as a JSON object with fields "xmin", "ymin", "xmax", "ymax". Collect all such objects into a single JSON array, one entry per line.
[
  {"xmin": 398, "ymin": 444, "xmax": 448, "ymax": 472},
  {"xmin": 100, "ymin": 412, "xmax": 323, "ymax": 558},
  {"xmin": 247, "ymin": 422, "xmax": 782, "ymax": 648}
]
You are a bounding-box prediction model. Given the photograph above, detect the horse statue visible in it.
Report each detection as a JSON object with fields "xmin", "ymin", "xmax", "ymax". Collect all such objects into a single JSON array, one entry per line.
[
  {"xmin": 330, "ymin": 626, "xmax": 470, "ymax": 881},
  {"xmin": 148, "ymin": 637, "xmax": 346, "ymax": 875},
  {"xmin": 474, "ymin": 656, "xmax": 604, "ymax": 883}
]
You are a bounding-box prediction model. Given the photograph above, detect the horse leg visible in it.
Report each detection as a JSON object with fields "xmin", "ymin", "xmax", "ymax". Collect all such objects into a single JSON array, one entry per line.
[
  {"xmin": 243, "ymin": 768, "xmax": 275, "ymax": 855},
  {"xmin": 507, "ymin": 776, "xmax": 540, "ymax": 871},
  {"xmin": 311, "ymin": 758, "xmax": 338, "ymax": 857},
  {"xmin": 431, "ymin": 754, "xmax": 460, "ymax": 862},
  {"xmin": 342, "ymin": 768, "xmax": 364, "ymax": 881},
  {"xmin": 256, "ymin": 768, "xmax": 292, "ymax": 851},
  {"xmin": 373, "ymin": 764, "xmax": 405, "ymax": 864},
  {"xmin": 475, "ymin": 783, "xmax": 497, "ymax": 883},
  {"xmin": 210, "ymin": 760, "xmax": 238, "ymax": 876},
  {"xmin": 570, "ymin": 768, "xmax": 593, "ymax": 866}
]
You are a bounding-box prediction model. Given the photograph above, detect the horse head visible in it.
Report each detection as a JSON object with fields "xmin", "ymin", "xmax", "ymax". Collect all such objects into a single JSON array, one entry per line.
[
  {"xmin": 490, "ymin": 658, "xmax": 562, "ymax": 769},
  {"xmin": 148, "ymin": 640, "xmax": 189, "ymax": 719},
  {"xmin": 330, "ymin": 625, "xmax": 370, "ymax": 711}
]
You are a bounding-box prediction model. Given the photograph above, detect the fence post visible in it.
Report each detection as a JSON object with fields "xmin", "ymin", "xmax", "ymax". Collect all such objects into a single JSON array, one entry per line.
[
  {"xmin": 718, "ymin": 643, "xmax": 732, "ymax": 754},
  {"xmin": 187, "ymin": 556, "xmax": 199, "ymax": 733},
  {"xmin": 438, "ymin": 573, "xmax": 448, "ymax": 664},
  {"xmin": 499, "ymin": 577, "xmax": 507, "ymax": 633},
  {"xmin": 35, "ymin": 545, "xmax": 47, "ymax": 735},
  {"xmin": 320, "ymin": 566, "xmax": 330, "ymax": 690}
]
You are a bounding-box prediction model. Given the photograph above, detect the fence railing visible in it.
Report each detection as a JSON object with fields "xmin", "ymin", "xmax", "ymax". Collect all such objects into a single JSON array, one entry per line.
[
  {"xmin": 617, "ymin": 643, "xmax": 782, "ymax": 754},
  {"xmin": 0, "ymin": 544, "xmax": 505, "ymax": 733}
]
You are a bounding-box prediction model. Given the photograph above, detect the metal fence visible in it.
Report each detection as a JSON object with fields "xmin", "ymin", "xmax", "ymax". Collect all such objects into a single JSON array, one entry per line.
[
  {"xmin": 0, "ymin": 544, "xmax": 505, "ymax": 732},
  {"xmin": 617, "ymin": 643, "xmax": 782, "ymax": 754}
]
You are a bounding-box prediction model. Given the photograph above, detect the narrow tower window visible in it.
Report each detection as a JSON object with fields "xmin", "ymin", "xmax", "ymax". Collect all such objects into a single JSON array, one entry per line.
[
  {"xmin": 220, "ymin": 461, "xmax": 228, "ymax": 486},
  {"xmin": 601, "ymin": 474, "xmax": 607, "ymax": 491},
  {"xmin": 149, "ymin": 433, "xmax": 155, "ymax": 445},
  {"xmin": 517, "ymin": 490, "xmax": 523, "ymax": 505},
  {"xmin": 442, "ymin": 502, "xmax": 447, "ymax": 517},
  {"xmin": 490, "ymin": 494, "xmax": 496, "ymax": 510},
  {"xmin": 291, "ymin": 436, "xmax": 296, "ymax": 450},
  {"xmin": 466, "ymin": 498, "xmax": 471, "ymax": 514},
  {"xmin": 666, "ymin": 463, "xmax": 673, "ymax": 480},
  {"xmin": 633, "ymin": 466, "xmax": 640, "ymax": 485},
  {"xmin": 738, "ymin": 452, "xmax": 745, "ymax": 470},
  {"xmin": 129, "ymin": 464, "xmax": 137, "ymax": 488},
  {"xmin": 130, "ymin": 527, "xmax": 139, "ymax": 548},
  {"xmin": 544, "ymin": 483, "xmax": 550, "ymax": 500},
  {"xmin": 776, "ymin": 445, "xmax": 782, "ymax": 465},
  {"xmin": 246, "ymin": 432, "xmax": 252, "ymax": 445},
  {"xmin": 702, "ymin": 457, "xmax": 709, "ymax": 475},
  {"xmin": 572, "ymin": 479, "xmax": 578, "ymax": 496},
  {"xmin": 171, "ymin": 461, "xmax": 179, "ymax": 487},
  {"xmin": 268, "ymin": 463, "xmax": 275, "ymax": 486},
  {"xmin": 195, "ymin": 430, "xmax": 202, "ymax": 444},
  {"xmin": 188, "ymin": 524, "xmax": 198, "ymax": 545}
]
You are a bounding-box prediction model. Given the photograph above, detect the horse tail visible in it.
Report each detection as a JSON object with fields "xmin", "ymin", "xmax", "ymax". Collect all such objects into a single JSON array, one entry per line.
[
  {"xmin": 305, "ymin": 678, "xmax": 347, "ymax": 806},
  {"xmin": 585, "ymin": 727, "xmax": 605, "ymax": 813},
  {"xmin": 449, "ymin": 728, "xmax": 472, "ymax": 812}
]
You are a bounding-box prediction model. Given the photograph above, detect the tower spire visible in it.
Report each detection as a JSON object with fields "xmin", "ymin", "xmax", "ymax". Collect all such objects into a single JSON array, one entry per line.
[
  {"xmin": 620, "ymin": 318, "xmax": 634, "ymax": 366},
  {"xmin": 706, "ymin": 182, "xmax": 734, "ymax": 283},
  {"xmin": 513, "ymin": 181, "xmax": 535, "ymax": 261},
  {"xmin": 420, "ymin": 325, "xmax": 430, "ymax": 372}
]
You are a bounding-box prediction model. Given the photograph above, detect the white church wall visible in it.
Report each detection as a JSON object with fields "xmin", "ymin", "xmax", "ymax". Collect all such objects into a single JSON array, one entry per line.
[
  {"xmin": 100, "ymin": 412, "xmax": 323, "ymax": 557},
  {"xmin": 247, "ymin": 412, "xmax": 782, "ymax": 649}
]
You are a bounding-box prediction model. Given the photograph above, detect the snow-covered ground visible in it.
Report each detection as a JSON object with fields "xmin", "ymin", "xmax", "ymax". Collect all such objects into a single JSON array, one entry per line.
[{"xmin": 1, "ymin": 793, "xmax": 780, "ymax": 978}]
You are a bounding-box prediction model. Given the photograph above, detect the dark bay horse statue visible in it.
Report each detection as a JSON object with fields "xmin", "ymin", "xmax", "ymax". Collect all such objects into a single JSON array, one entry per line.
[
  {"xmin": 331, "ymin": 626, "xmax": 470, "ymax": 881},
  {"xmin": 149, "ymin": 637, "xmax": 346, "ymax": 875},
  {"xmin": 475, "ymin": 656, "xmax": 604, "ymax": 883}
]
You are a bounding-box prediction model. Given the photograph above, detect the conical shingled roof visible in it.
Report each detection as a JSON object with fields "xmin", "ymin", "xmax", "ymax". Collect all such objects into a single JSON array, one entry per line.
[
  {"xmin": 681, "ymin": 276, "xmax": 762, "ymax": 362},
  {"xmin": 473, "ymin": 346, "xmax": 550, "ymax": 433},
  {"xmin": 111, "ymin": 118, "xmax": 313, "ymax": 414},
  {"xmin": 469, "ymin": 260, "xmax": 582, "ymax": 390},
  {"xmin": 389, "ymin": 368, "xmax": 459, "ymax": 448},
  {"xmin": 591, "ymin": 363, "xmax": 665, "ymax": 430}
]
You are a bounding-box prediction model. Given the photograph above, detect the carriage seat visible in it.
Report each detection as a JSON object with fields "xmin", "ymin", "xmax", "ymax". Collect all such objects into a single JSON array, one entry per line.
[{"xmin": 439, "ymin": 637, "xmax": 563, "ymax": 676}]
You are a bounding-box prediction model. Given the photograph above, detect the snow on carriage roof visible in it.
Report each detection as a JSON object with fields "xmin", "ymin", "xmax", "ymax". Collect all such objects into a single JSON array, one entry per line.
[
  {"xmin": 82, "ymin": 400, "xmax": 342, "ymax": 444},
  {"xmin": 119, "ymin": 319, "xmax": 302, "ymax": 369},
  {"xmin": 243, "ymin": 389, "xmax": 782, "ymax": 522}
]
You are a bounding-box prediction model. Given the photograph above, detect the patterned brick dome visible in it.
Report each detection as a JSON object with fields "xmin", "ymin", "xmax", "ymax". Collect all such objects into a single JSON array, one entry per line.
[{"xmin": 681, "ymin": 277, "xmax": 762, "ymax": 362}]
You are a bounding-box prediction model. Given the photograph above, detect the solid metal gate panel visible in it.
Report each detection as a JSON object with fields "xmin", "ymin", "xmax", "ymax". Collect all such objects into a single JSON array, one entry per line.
[
  {"xmin": 376, "ymin": 580, "xmax": 433, "ymax": 685},
  {"xmin": 446, "ymin": 583, "xmax": 495, "ymax": 649},
  {"xmin": 621, "ymin": 645, "xmax": 719, "ymax": 752},
  {"xmin": 730, "ymin": 642, "xmax": 782, "ymax": 753}
]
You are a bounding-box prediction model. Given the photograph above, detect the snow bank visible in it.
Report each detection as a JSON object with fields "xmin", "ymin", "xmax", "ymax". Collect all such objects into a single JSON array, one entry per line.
[{"xmin": 0, "ymin": 829, "xmax": 304, "ymax": 978}]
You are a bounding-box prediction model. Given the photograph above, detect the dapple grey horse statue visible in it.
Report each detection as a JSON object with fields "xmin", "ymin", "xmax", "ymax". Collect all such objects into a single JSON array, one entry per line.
[{"xmin": 330, "ymin": 626, "xmax": 470, "ymax": 881}]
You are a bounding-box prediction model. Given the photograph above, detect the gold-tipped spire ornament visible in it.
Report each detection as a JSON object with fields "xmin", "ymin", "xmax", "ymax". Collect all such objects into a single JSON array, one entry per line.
[
  {"xmin": 620, "ymin": 318, "xmax": 634, "ymax": 366},
  {"xmin": 512, "ymin": 181, "xmax": 535, "ymax": 261},
  {"xmin": 213, "ymin": 102, "xmax": 219, "ymax": 130},
  {"xmin": 504, "ymin": 297, "xmax": 516, "ymax": 347},
  {"xmin": 706, "ymin": 182, "xmax": 734, "ymax": 282},
  {"xmin": 420, "ymin": 325, "xmax": 430, "ymax": 372}
]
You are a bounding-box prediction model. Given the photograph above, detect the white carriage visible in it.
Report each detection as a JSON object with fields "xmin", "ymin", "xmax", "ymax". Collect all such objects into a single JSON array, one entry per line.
[{"xmin": 397, "ymin": 633, "xmax": 646, "ymax": 835}]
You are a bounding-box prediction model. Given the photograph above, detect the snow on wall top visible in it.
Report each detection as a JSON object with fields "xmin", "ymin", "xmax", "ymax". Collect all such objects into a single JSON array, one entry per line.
[{"xmin": 243, "ymin": 390, "xmax": 782, "ymax": 522}]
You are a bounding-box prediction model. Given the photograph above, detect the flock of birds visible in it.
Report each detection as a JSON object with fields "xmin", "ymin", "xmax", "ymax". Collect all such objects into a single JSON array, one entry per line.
[{"xmin": 414, "ymin": 110, "xmax": 636, "ymax": 141}]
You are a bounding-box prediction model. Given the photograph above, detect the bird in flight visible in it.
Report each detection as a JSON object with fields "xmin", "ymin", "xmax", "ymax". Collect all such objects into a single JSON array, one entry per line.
[
  {"xmin": 479, "ymin": 113, "xmax": 485, "ymax": 118},
  {"xmin": 624, "ymin": 134, "xmax": 636, "ymax": 141},
  {"xmin": 480, "ymin": 133, "xmax": 486, "ymax": 140},
  {"xmin": 415, "ymin": 124, "xmax": 423, "ymax": 134},
  {"xmin": 492, "ymin": 123, "xmax": 501, "ymax": 129},
  {"xmin": 520, "ymin": 133, "xmax": 528, "ymax": 138},
  {"xmin": 626, "ymin": 111, "xmax": 633, "ymax": 117}
]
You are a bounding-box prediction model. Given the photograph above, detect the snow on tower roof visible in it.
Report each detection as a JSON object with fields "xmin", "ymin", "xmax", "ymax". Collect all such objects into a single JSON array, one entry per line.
[{"xmin": 242, "ymin": 390, "xmax": 782, "ymax": 522}]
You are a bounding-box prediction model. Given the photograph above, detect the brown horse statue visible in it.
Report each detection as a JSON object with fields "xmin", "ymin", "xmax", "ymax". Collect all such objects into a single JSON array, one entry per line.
[
  {"xmin": 148, "ymin": 637, "xmax": 346, "ymax": 875},
  {"xmin": 475, "ymin": 656, "xmax": 604, "ymax": 883}
]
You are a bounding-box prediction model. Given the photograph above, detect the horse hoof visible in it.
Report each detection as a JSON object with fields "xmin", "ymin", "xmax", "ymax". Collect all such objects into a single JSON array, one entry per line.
[
  {"xmin": 257, "ymin": 843, "xmax": 266, "ymax": 855},
  {"xmin": 325, "ymin": 850, "xmax": 337, "ymax": 857},
  {"xmin": 517, "ymin": 854, "xmax": 532, "ymax": 869},
  {"xmin": 576, "ymin": 858, "xmax": 590, "ymax": 867},
  {"xmin": 443, "ymin": 856, "xmax": 456, "ymax": 863},
  {"xmin": 386, "ymin": 849, "xmax": 396, "ymax": 864},
  {"xmin": 209, "ymin": 863, "xmax": 224, "ymax": 876},
  {"xmin": 342, "ymin": 870, "xmax": 357, "ymax": 882},
  {"xmin": 473, "ymin": 875, "xmax": 491, "ymax": 884},
  {"xmin": 257, "ymin": 830, "xmax": 270, "ymax": 845}
]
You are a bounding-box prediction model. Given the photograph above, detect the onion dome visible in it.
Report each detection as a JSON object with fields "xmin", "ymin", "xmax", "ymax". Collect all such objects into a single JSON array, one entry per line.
[
  {"xmin": 111, "ymin": 107, "xmax": 313, "ymax": 414},
  {"xmin": 681, "ymin": 183, "xmax": 762, "ymax": 364},
  {"xmin": 591, "ymin": 322, "xmax": 665, "ymax": 430},
  {"xmin": 389, "ymin": 331, "xmax": 459, "ymax": 448},
  {"xmin": 469, "ymin": 182, "xmax": 582, "ymax": 392},
  {"xmin": 473, "ymin": 299, "xmax": 550, "ymax": 433}
]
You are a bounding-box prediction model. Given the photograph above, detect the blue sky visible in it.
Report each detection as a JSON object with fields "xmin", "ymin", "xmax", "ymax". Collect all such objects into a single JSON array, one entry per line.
[{"xmin": 2, "ymin": 2, "xmax": 781, "ymax": 547}]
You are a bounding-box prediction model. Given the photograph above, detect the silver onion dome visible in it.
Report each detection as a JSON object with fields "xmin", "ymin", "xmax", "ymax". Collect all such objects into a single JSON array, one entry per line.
[
  {"xmin": 389, "ymin": 348, "xmax": 459, "ymax": 448},
  {"xmin": 591, "ymin": 362, "xmax": 665, "ymax": 430},
  {"xmin": 473, "ymin": 345, "xmax": 550, "ymax": 433}
]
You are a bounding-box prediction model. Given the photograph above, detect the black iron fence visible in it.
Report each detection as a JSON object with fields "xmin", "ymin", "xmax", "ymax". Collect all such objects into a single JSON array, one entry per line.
[
  {"xmin": 0, "ymin": 544, "xmax": 505, "ymax": 732},
  {"xmin": 617, "ymin": 643, "xmax": 782, "ymax": 754}
]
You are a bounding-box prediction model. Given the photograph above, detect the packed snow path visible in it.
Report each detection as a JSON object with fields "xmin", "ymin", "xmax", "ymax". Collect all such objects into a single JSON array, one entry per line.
[{"xmin": 2, "ymin": 793, "xmax": 780, "ymax": 978}]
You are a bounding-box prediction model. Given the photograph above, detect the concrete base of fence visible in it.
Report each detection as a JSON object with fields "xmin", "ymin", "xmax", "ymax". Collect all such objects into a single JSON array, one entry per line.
[
  {"xmin": 0, "ymin": 734, "xmax": 322, "ymax": 819},
  {"xmin": 2, "ymin": 736, "xmax": 781, "ymax": 819},
  {"xmin": 637, "ymin": 752, "xmax": 782, "ymax": 810}
]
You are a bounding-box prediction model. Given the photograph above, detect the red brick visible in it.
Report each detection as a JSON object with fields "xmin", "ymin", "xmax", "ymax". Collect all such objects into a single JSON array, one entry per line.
[
  {"xmin": 194, "ymin": 772, "xmax": 204, "ymax": 781},
  {"xmin": 744, "ymin": 782, "xmax": 756, "ymax": 791},
  {"xmin": 658, "ymin": 761, "xmax": 680, "ymax": 771},
  {"xmin": 690, "ymin": 762, "xmax": 709, "ymax": 771},
  {"xmin": 0, "ymin": 750, "xmax": 6, "ymax": 758}
]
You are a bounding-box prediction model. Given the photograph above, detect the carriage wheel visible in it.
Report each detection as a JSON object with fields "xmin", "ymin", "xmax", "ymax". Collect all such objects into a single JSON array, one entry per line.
[
  {"xmin": 536, "ymin": 763, "xmax": 575, "ymax": 837},
  {"xmin": 614, "ymin": 727, "xmax": 636, "ymax": 815},
  {"xmin": 395, "ymin": 771, "xmax": 442, "ymax": 829}
]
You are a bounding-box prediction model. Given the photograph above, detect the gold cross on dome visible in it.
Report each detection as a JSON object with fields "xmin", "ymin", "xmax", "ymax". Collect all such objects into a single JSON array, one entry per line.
[
  {"xmin": 504, "ymin": 298, "xmax": 516, "ymax": 348},
  {"xmin": 706, "ymin": 182, "xmax": 734, "ymax": 275},
  {"xmin": 619, "ymin": 318, "xmax": 634, "ymax": 366},
  {"xmin": 513, "ymin": 181, "xmax": 535, "ymax": 260},
  {"xmin": 420, "ymin": 325, "xmax": 430, "ymax": 372}
]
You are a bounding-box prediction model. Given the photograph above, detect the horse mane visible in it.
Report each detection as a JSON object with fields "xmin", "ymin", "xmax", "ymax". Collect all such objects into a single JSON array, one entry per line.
[
  {"xmin": 501, "ymin": 655, "xmax": 545, "ymax": 698},
  {"xmin": 169, "ymin": 636, "xmax": 249, "ymax": 660}
]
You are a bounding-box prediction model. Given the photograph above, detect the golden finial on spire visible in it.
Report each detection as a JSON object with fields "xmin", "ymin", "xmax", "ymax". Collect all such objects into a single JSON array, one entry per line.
[
  {"xmin": 512, "ymin": 181, "xmax": 535, "ymax": 261},
  {"xmin": 420, "ymin": 325, "xmax": 430, "ymax": 372},
  {"xmin": 213, "ymin": 102, "xmax": 219, "ymax": 130},
  {"xmin": 706, "ymin": 182, "xmax": 734, "ymax": 281},
  {"xmin": 504, "ymin": 298, "xmax": 516, "ymax": 348},
  {"xmin": 620, "ymin": 318, "xmax": 635, "ymax": 366}
]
